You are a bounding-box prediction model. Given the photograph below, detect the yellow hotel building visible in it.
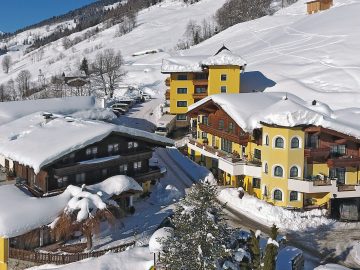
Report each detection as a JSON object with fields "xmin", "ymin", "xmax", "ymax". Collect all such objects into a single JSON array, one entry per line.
[
  {"xmin": 161, "ymin": 46, "xmax": 246, "ymax": 127},
  {"xmin": 187, "ymin": 92, "xmax": 360, "ymax": 218}
]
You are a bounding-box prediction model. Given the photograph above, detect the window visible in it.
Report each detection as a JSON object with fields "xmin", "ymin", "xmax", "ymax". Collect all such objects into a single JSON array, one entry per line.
[
  {"xmin": 177, "ymin": 114, "xmax": 187, "ymax": 121},
  {"xmin": 265, "ymin": 135, "xmax": 269, "ymax": 146},
  {"xmin": 221, "ymin": 74, "xmax": 227, "ymax": 81},
  {"xmin": 86, "ymin": 147, "xmax": 97, "ymax": 157},
  {"xmin": 134, "ymin": 161, "xmax": 142, "ymax": 171},
  {"xmin": 194, "ymin": 73, "xmax": 208, "ymax": 80},
  {"xmin": 108, "ymin": 143, "xmax": 119, "ymax": 154},
  {"xmin": 291, "ymin": 137, "xmax": 300, "ymax": 149},
  {"xmin": 76, "ymin": 173, "xmax": 86, "ymax": 184},
  {"xmin": 218, "ymin": 120, "xmax": 224, "ymax": 130},
  {"xmin": 221, "ymin": 138, "xmax": 232, "ymax": 153},
  {"xmin": 202, "ymin": 116, "xmax": 208, "ymax": 126},
  {"xmin": 177, "ymin": 74, "xmax": 187, "ymax": 80},
  {"xmin": 290, "ymin": 191, "xmax": 298, "ymax": 201},
  {"xmin": 220, "ymin": 86, "xmax": 227, "ymax": 93},
  {"xmin": 200, "ymin": 154, "xmax": 206, "ymax": 163},
  {"xmin": 254, "ymin": 149, "xmax": 261, "ymax": 160},
  {"xmin": 264, "ymin": 162, "xmax": 268, "ymax": 174},
  {"xmin": 202, "ymin": 132, "xmax": 207, "ymax": 139},
  {"xmin": 57, "ymin": 176, "xmax": 68, "ymax": 188},
  {"xmin": 290, "ymin": 166, "xmax": 299, "ymax": 178},
  {"xmin": 273, "ymin": 189, "xmax": 283, "ymax": 201},
  {"xmin": 229, "ymin": 122, "xmax": 234, "ymax": 133},
  {"xmin": 119, "ymin": 164, "xmax": 128, "ymax": 173},
  {"xmin": 177, "ymin": 88, "xmax": 187, "ymax": 94},
  {"xmin": 309, "ymin": 135, "xmax": 318, "ymax": 148},
  {"xmin": 252, "ymin": 178, "xmax": 261, "ymax": 189},
  {"xmin": 195, "ymin": 86, "xmax": 207, "ymax": 93},
  {"xmin": 177, "ymin": 101, "xmax": 187, "ymax": 107},
  {"xmin": 274, "ymin": 137, "xmax": 284, "ymax": 148},
  {"xmin": 274, "ymin": 166, "xmax": 283, "ymax": 177},
  {"xmin": 330, "ymin": 145, "xmax": 346, "ymax": 156},
  {"xmin": 330, "ymin": 167, "xmax": 346, "ymax": 184},
  {"xmin": 128, "ymin": 141, "xmax": 139, "ymax": 149}
]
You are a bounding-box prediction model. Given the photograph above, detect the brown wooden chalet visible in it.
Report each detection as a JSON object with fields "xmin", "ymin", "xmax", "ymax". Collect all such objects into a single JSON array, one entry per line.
[
  {"xmin": 13, "ymin": 132, "xmax": 171, "ymax": 196},
  {"xmin": 306, "ymin": 0, "xmax": 333, "ymax": 14}
]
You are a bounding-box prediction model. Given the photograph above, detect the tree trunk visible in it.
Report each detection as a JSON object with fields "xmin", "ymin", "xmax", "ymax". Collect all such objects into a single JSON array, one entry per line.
[{"xmin": 86, "ymin": 233, "xmax": 93, "ymax": 250}]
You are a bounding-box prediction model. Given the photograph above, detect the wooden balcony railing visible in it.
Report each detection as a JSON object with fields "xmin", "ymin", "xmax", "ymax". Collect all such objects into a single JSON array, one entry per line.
[
  {"xmin": 327, "ymin": 156, "xmax": 360, "ymax": 168},
  {"xmin": 165, "ymin": 77, "xmax": 170, "ymax": 87},
  {"xmin": 199, "ymin": 123, "xmax": 250, "ymax": 145},
  {"xmin": 193, "ymin": 79, "xmax": 208, "ymax": 86},
  {"xmin": 338, "ymin": 185, "xmax": 356, "ymax": 192},
  {"xmin": 193, "ymin": 92, "xmax": 208, "ymax": 100},
  {"xmin": 165, "ymin": 89, "xmax": 170, "ymax": 100},
  {"xmin": 304, "ymin": 147, "xmax": 330, "ymax": 159}
]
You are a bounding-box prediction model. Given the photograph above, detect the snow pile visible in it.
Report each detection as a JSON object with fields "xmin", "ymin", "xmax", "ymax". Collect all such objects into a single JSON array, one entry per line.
[
  {"xmin": 148, "ymin": 227, "xmax": 174, "ymax": 253},
  {"xmin": 218, "ymin": 188, "xmax": 335, "ymax": 231},
  {"xmin": 88, "ymin": 175, "xmax": 143, "ymax": 200},
  {"xmin": 71, "ymin": 108, "xmax": 117, "ymax": 121},
  {"xmin": 314, "ymin": 264, "xmax": 352, "ymax": 270},
  {"xmin": 0, "ymin": 96, "xmax": 96, "ymax": 125},
  {"xmin": 150, "ymin": 183, "xmax": 182, "ymax": 205},
  {"xmin": 0, "ymin": 112, "xmax": 173, "ymax": 174},
  {"xmin": 26, "ymin": 246, "xmax": 153, "ymax": 270},
  {"xmin": 189, "ymin": 92, "xmax": 360, "ymax": 140}
]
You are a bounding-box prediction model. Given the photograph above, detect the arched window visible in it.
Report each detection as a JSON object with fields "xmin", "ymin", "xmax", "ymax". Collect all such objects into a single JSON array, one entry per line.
[
  {"xmin": 264, "ymin": 163, "xmax": 268, "ymax": 174},
  {"xmin": 265, "ymin": 135, "xmax": 269, "ymax": 146},
  {"xmin": 290, "ymin": 166, "xmax": 299, "ymax": 178},
  {"xmin": 274, "ymin": 189, "xmax": 283, "ymax": 201},
  {"xmin": 291, "ymin": 137, "xmax": 300, "ymax": 149},
  {"xmin": 274, "ymin": 166, "xmax": 283, "ymax": 177},
  {"xmin": 274, "ymin": 137, "xmax": 284, "ymax": 148},
  {"xmin": 290, "ymin": 191, "xmax": 298, "ymax": 201}
]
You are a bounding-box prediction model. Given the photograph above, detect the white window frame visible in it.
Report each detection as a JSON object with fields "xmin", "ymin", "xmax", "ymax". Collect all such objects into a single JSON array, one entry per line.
[
  {"xmin": 289, "ymin": 191, "xmax": 300, "ymax": 201},
  {"xmin": 289, "ymin": 165, "xmax": 301, "ymax": 178},
  {"xmin": 119, "ymin": 164, "xmax": 128, "ymax": 173},
  {"xmin": 290, "ymin": 136, "xmax": 302, "ymax": 149},
  {"xmin": 272, "ymin": 188, "xmax": 284, "ymax": 202},
  {"xmin": 272, "ymin": 164, "xmax": 285, "ymax": 178},
  {"xmin": 263, "ymin": 134, "xmax": 269, "ymax": 146}
]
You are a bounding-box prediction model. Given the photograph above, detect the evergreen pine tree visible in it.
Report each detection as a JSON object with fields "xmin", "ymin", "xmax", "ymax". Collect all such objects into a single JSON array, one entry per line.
[
  {"xmin": 160, "ymin": 182, "xmax": 230, "ymax": 270},
  {"xmin": 80, "ymin": 57, "xmax": 89, "ymax": 76},
  {"xmin": 249, "ymin": 230, "xmax": 261, "ymax": 270},
  {"xmin": 263, "ymin": 224, "xmax": 279, "ymax": 270}
]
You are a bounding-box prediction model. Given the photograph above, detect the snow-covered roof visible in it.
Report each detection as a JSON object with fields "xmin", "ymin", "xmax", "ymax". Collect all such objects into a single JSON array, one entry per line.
[
  {"xmin": 0, "ymin": 175, "xmax": 143, "ymax": 238},
  {"xmin": 161, "ymin": 50, "xmax": 246, "ymax": 73},
  {"xmin": 276, "ymin": 246, "xmax": 303, "ymax": 270},
  {"xmin": 188, "ymin": 92, "xmax": 360, "ymax": 140},
  {"xmin": 0, "ymin": 96, "xmax": 96, "ymax": 126},
  {"xmin": 0, "ymin": 112, "xmax": 173, "ymax": 174}
]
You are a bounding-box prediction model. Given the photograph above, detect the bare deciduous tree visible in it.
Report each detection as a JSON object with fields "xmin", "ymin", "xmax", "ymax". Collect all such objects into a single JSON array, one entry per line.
[
  {"xmin": 91, "ymin": 48, "xmax": 126, "ymax": 98},
  {"xmin": 2, "ymin": 55, "xmax": 12, "ymax": 74},
  {"xmin": 6, "ymin": 79, "xmax": 17, "ymax": 101},
  {"xmin": 16, "ymin": 70, "xmax": 32, "ymax": 99}
]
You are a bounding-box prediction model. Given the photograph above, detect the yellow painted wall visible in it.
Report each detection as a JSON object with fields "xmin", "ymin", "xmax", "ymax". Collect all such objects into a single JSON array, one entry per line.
[
  {"xmin": 261, "ymin": 125, "xmax": 305, "ymax": 208},
  {"xmin": 169, "ymin": 73, "xmax": 195, "ymax": 115},
  {"xmin": 207, "ymin": 66, "xmax": 241, "ymax": 95},
  {"xmin": 307, "ymin": 163, "xmax": 360, "ymax": 185},
  {"xmin": 142, "ymin": 181, "xmax": 151, "ymax": 193},
  {"xmin": 0, "ymin": 237, "xmax": 8, "ymax": 270}
]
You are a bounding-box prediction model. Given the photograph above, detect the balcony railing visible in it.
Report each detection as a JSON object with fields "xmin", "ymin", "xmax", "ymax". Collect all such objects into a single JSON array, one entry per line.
[
  {"xmin": 165, "ymin": 77, "xmax": 170, "ymax": 87},
  {"xmin": 165, "ymin": 89, "xmax": 170, "ymax": 100},
  {"xmin": 327, "ymin": 156, "xmax": 360, "ymax": 168},
  {"xmin": 338, "ymin": 184, "xmax": 356, "ymax": 192},
  {"xmin": 193, "ymin": 79, "xmax": 208, "ymax": 86},
  {"xmin": 304, "ymin": 147, "xmax": 330, "ymax": 159},
  {"xmin": 198, "ymin": 123, "xmax": 250, "ymax": 145},
  {"xmin": 193, "ymin": 92, "xmax": 208, "ymax": 100}
]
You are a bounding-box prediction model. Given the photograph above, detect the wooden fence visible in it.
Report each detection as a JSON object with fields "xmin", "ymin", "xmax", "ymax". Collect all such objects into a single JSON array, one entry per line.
[{"xmin": 9, "ymin": 241, "xmax": 135, "ymax": 265}]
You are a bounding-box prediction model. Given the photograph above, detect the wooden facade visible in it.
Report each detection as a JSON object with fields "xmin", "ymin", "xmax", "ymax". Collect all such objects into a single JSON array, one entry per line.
[
  {"xmin": 307, "ymin": 0, "xmax": 333, "ymax": 14},
  {"xmin": 13, "ymin": 132, "xmax": 167, "ymax": 195}
]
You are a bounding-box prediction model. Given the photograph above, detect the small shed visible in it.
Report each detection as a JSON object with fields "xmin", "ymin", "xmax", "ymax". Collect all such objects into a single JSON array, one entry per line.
[{"xmin": 306, "ymin": 0, "xmax": 333, "ymax": 14}]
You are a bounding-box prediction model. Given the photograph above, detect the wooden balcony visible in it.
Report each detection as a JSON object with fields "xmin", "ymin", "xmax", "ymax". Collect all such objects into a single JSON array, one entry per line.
[
  {"xmin": 133, "ymin": 166, "xmax": 164, "ymax": 183},
  {"xmin": 193, "ymin": 79, "xmax": 208, "ymax": 86},
  {"xmin": 198, "ymin": 123, "xmax": 250, "ymax": 145},
  {"xmin": 327, "ymin": 156, "xmax": 360, "ymax": 168},
  {"xmin": 54, "ymin": 151, "xmax": 153, "ymax": 176},
  {"xmin": 304, "ymin": 147, "xmax": 330, "ymax": 159},
  {"xmin": 165, "ymin": 89, "xmax": 170, "ymax": 100},
  {"xmin": 193, "ymin": 92, "xmax": 208, "ymax": 100},
  {"xmin": 338, "ymin": 184, "xmax": 356, "ymax": 192},
  {"xmin": 165, "ymin": 77, "xmax": 170, "ymax": 87}
]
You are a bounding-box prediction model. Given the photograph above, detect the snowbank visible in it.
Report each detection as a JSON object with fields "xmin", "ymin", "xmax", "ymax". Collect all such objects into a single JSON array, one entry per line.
[
  {"xmin": 71, "ymin": 108, "xmax": 117, "ymax": 121},
  {"xmin": 189, "ymin": 92, "xmax": 360, "ymax": 140},
  {"xmin": 150, "ymin": 183, "xmax": 182, "ymax": 205},
  {"xmin": 314, "ymin": 264, "xmax": 352, "ymax": 270},
  {"xmin": 26, "ymin": 246, "xmax": 153, "ymax": 270},
  {"xmin": 148, "ymin": 227, "xmax": 174, "ymax": 253},
  {"xmin": 218, "ymin": 188, "xmax": 335, "ymax": 231}
]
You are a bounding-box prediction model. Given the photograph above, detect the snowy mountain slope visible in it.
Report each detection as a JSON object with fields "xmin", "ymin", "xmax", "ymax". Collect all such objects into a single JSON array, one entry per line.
[
  {"xmin": 185, "ymin": 0, "xmax": 360, "ymax": 109},
  {"xmin": 0, "ymin": 0, "xmax": 226, "ymax": 95}
]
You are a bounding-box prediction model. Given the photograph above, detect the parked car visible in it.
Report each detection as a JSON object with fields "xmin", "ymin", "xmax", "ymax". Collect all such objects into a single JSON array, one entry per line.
[
  {"xmin": 155, "ymin": 114, "xmax": 176, "ymax": 137},
  {"xmin": 111, "ymin": 103, "xmax": 130, "ymax": 113},
  {"xmin": 117, "ymin": 99, "xmax": 136, "ymax": 108},
  {"xmin": 142, "ymin": 94, "xmax": 152, "ymax": 101}
]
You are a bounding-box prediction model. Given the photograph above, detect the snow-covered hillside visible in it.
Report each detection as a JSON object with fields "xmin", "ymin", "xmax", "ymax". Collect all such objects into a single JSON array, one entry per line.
[
  {"xmin": 186, "ymin": 0, "xmax": 360, "ymax": 109},
  {"xmin": 0, "ymin": 0, "xmax": 226, "ymax": 95},
  {"xmin": 1, "ymin": 0, "xmax": 359, "ymax": 110}
]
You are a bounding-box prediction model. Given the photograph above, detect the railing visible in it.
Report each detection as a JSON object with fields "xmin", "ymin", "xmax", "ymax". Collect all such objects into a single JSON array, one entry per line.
[
  {"xmin": 289, "ymin": 176, "xmax": 332, "ymax": 186},
  {"xmin": 198, "ymin": 123, "xmax": 250, "ymax": 145},
  {"xmin": 338, "ymin": 185, "xmax": 356, "ymax": 192},
  {"xmin": 192, "ymin": 79, "xmax": 208, "ymax": 86},
  {"xmin": 9, "ymin": 241, "xmax": 135, "ymax": 265},
  {"xmin": 165, "ymin": 77, "xmax": 170, "ymax": 87},
  {"xmin": 304, "ymin": 147, "xmax": 330, "ymax": 159},
  {"xmin": 327, "ymin": 156, "xmax": 360, "ymax": 168},
  {"xmin": 165, "ymin": 89, "xmax": 170, "ymax": 100},
  {"xmin": 192, "ymin": 92, "xmax": 208, "ymax": 100}
]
